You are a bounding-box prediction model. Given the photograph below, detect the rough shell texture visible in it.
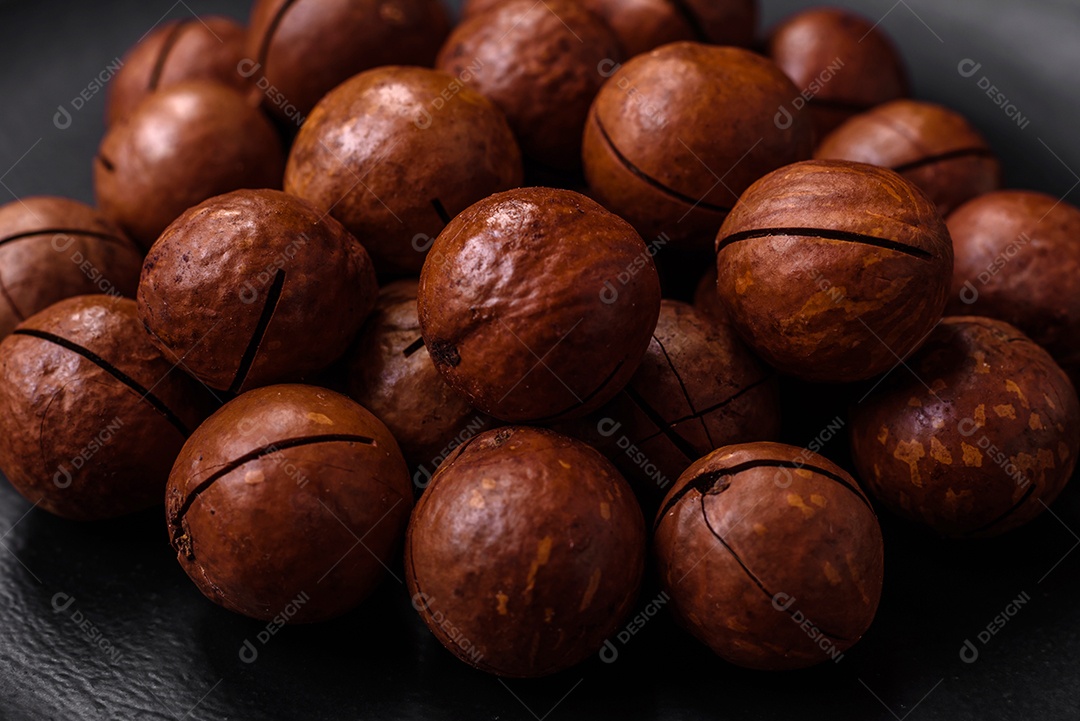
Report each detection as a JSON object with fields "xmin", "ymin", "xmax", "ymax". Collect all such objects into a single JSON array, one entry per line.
[
  {"xmin": 692, "ymin": 266, "xmax": 728, "ymax": 325},
  {"xmin": 767, "ymin": 7, "xmax": 908, "ymax": 137},
  {"xmin": 946, "ymin": 191, "xmax": 1080, "ymax": 378},
  {"xmin": 285, "ymin": 66, "xmax": 523, "ymax": 275},
  {"xmin": 437, "ymin": 0, "xmax": 622, "ymax": 170},
  {"xmin": 851, "ymin": 317, "xmax": 1080, "ymax": 537},
  {"xmin": 418, "ymin": 187, "xmax": 661, "ymax": 423},
  {"xmin": 553, "ymin": 300, "xmax": 780, "ymax": 513},
  {"xmin": 462, "ymin": 0, "xmax": 756, "ymax": 57},
  {"xmin": 715, "ymin": 160, "xmax": 954, "ymax": 382},
  {"xmin": 0, "ymin": 196, "xmax": 142, "ymax": 339},
  {"xmin": 346, "ymin": 280, "xmax": 494, "ymax": 474},
  {"xmin": 167, "ymin": 384, "xmax": 412, "ymax": 622},
  {"xmin": 106, "ymin": 17, "xmax": 249, "ymax": 127},
  {"xmin": 0, "ymin": 295, "xmax": 212, "ymax": 520},
  {"xmin": 246, "ymin": 0, "xmax": 451, "ymax": 123},
  {"xmin": 95, "ymin": 81, "xmax": 285, "ymax": 249},
  {"xmin": 816, "ymin": 99, "xmax": 1001, "ymax": 216},
  {"xmin": 138, "ymin": 189, "xmax": 378, "ymax": 393},
  {"xmin": 654, "ymin": 441, "xmax": 884, "ymax": 669},
  {"xmin": 583, "ymin": 43, "xmax": 813, "ymax": 249},
  {"xmin": 405, "ymin": 426, "xmax": 645, "ymax": 677}
]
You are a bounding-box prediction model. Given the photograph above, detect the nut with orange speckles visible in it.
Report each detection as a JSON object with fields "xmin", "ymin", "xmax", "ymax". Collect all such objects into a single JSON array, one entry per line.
[
  {"xmin": 405, "ymin": 426, "xmax": 645, "ymax": 677},
  {"xmin": 816, "ymin": 100, "xmax": 1002, "ymax": 216},
  {"xmin": 437, "ymin": 0, "xmax": 622, "ymax": 170},
  {"xmin": 166, "ymin": 384, "xmax": 413, "ymax": 622},
  {"xmin": 584, "ymin": 43, "xmax": 814, "ymax": 251},
  {"xmin": 417, "ymin": 187, "xmax": 661, "ymax": 423},
  {"xmin": 715, "ymin": 159, "xmax": 953, "ymax": 382},
  {"xmin": 654, "ymin": 441, "xmax": 884, "ymax": 670},
  {"xmin": 851, "ymin": 317, "xmax": 1080, "ymax": 537}
]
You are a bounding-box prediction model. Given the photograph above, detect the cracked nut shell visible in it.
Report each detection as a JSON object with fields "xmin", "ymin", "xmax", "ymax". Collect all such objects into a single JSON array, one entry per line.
[
  {"xmin": 851, "ymin": 317, "xmax": 1080, "ymax": 537},
  {"xmin": 284, "ymin": 66, "xmax": 523, "ymax": 275},
  {"xmin": 816, "ymin": 99, "xmax": 1002, "ymax": 216},
  {"xmin": 405, "ymin": 426, "xmax": 645, "ymax": 677},
  {"xmin": 138, "ymin": 189, "xmax": 378, "ymax": 394},
  {"xmin": 946, "ymin": 191, "xmax": 1080, "ymax": 379},
  {"xmin": 417, "ymin": 187, "xmax": 661, "ymax": 423},
  {"xmin": 346, "ymin": 280, "xmax": 494, "ymax": 476},
  {"xmin": 0, "ymin": 196, "xmax": 143, "ymax": 340},
  {"xmin": 767, "ymin": 7, "xmax": 908, "ymax": 138},
  {"xmin": 583, "ymin": 43, "xmax": 813, "ymax": 250},
  {"xmin": 715, "ymin": 160, "xmax": 954, "ymax": 382},
  {"xmin": 553, "ymin": 300, "xmax": 780, "ymax": 513},
  {"xmin": 654, "ymin": 441, "xmax": 884, "ymax": 669},
  {"xmin": 246, "ymin": 0, "xmax": 451, "ymax": 124},
  {"xmin": 94, "ymin": 81, "xmax": 285, "ymax": 250},
  {"xmin": 437, "ymin": 0, "xmax": 622, "ymax": 170},
  {"xmin": 0, "ymin": 295, "xmax": 212, "ymax": 520},
  {"xmin": 166, "ymin": 384, "xmax": 412, "ymax": 622},
  {"xmin": 106, "ymin": 16, "xmax": 249, "ymax": 127}
]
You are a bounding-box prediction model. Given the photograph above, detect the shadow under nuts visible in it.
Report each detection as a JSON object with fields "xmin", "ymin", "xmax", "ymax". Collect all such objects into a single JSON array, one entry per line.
[
  {"xmin": 405, "ymin": 426, "xmax": 645, "ymax": 677},
  {"xmin": 654, "ymin": 442, "xmax": 884, "ymax": 669},
  {"xmin": 138, "ymin": 189, "xmax": 378, "ymax": 394},
  {"xmin": 851, "ymin": 317, "xmax": 1080, "ymax": 537},
  {"xmin": 417, "ymin": 187, "xmax": 661, "ymax": 423},
  {"xmin": 715, "ymin": 159, "xmax": 954, "ymax": 382}
]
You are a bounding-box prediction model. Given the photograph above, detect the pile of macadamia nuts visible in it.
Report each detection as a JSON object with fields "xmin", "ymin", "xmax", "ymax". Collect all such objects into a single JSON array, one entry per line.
[{"xmin": 0, "ymin": 0, "xmax": 1077, "ymax": 677}]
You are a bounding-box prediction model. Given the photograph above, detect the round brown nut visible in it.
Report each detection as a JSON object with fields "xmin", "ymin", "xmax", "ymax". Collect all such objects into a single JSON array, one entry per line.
[
  {"xmin": 345, "ymin": 280, "xmax": 494, "ymax": 481},
  {"xmin": 0, "ymin": 295, "xmax": 212, "ymax": 520},
  {"xmin": 816, "ymin": 99, "xmax": 1002, "ymax": 216},
  {"xmin": 767, "ymin": 7, "xmax": 909, "ymax": 138},
  {"xmin": 167, "ymin": 384, "xmax": 412, "ymax": 622},
  {"xmin": 284, "ymin": 66, "xmax": 523, "ymax": 275},
  {"xmin": 715, "ymin": 160, "xmax": 954, "ymax": 382},
  {"xmin": 106, "ymin": 16, "xmax": 249, "ymax": 127},
  {"xmin": 553, "ymin": 300, "xmax": 780, "ymax": 512},
  {"xmin": 462, "ymin": 0, "xmax": 757, "ymax": 57},
  {"xmin": 95, "ymin": 81, "xmax": 285, "ymax": 250},
  {"xmin": 405, "ymin": 426, "xmax": 645, "ymax": 677},
  {"xmin": 654, "ymin": 442, "xmax": 884, "ymax": 669},
  {"xmin": 583, "ymin": 43, "xmax": 814, "ymax": 250},
  {"xmin": 946, "ymin": 191, "xmax": 1080, "ymax": 379},
  {"xmin": 246, "ymin": 0, "xmax": 450, "ymax": 125},
  {"xmin": 437, "ymin": 0, "xmax": 622, "ymax": 170},
  {"xmin": 138, "ymin": 189, "xmax": 378, "ymax": 394},
  {"xmin": 418, "ymin": 187, "xmax": 662, "ymax": 423},
  {"xmin": 692, "ymin": 265, "xmax": 728, "ymax": 325},
  {"xmin": 0, "ymin": 196, "xmax": 143, "ymax": 340},
  {"xmin": 851, "ymin": 317, "xmax": 1080, "ymax": 537}
]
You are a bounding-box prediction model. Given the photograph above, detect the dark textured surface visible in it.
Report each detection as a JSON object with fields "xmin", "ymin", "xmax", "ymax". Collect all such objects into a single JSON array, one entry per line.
[{"xmin": 0, "ymin": 0, "xmax": 1079, "ymax": 719}]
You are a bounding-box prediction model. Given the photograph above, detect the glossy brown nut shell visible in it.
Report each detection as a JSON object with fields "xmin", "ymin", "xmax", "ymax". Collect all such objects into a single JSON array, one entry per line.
[
  {"xmin": 346, "ymin": 280, "xmax": 494, "ymax": 477},
  {"xmin": 851, "ymin": 317, "xmax": 1080, "ymax": 537},
  {"xmin": 0, "ymin": 295, "xmax": 212, "ymax": 520},
  {"xmin": 0, "ymin": 196, "xmax": 142, "ymax": 340},
  {"xmin": 246, "ymin": 0, "xmax": 451, "ymax": 123},
  {"xmin": 816, "ymin": 99, "xmax": 1002, "ymax": 216},
  {"xmin": 715, "ymin": 160, "xmax": 954, "ymax": 382},
  {"xmin": 284, "ymin": 66, "xmax": 523, "ymax": 275},
  {"xmin": 418, "ymin": 187, "xmax": 661, "ymax": 423},
  {"xmin": 166, "ymin": 384, "xmax": 412, "ymax": 622},
  {"xmin": 437, "ymin": 0, "xmax": 622, "ymax": 170},
  {"xmin": 106, "ymin": 16, "xmax": 249, "ymax": 127},
  {"xmin": 583, "ymin": 43, "xmax": 814, "ymax": 249},
  {"xmin": 946, "ymin": 191, "xmax": 1080, "ymax": 377},
  {"xmin": 405, "ymin": 426, "xmax": 645, "ymax": 677},
  {"xmin": 94, "ymin": 81, "xmax": 285, "ymax": 250},
  {"xmin": 553, "ymin": 300, "xmax": 780, "ymax": 512},
  {"xmin": 138, "ymin": 189, "xmax": 378, "ymax": 393},
  {"xmin": 767, "ymin": 7, "xmax": 909, "ymax": 137},
  {"xmin": 654, "ymin": 441, "xmax": 884, "ymax": 669},
  {"xmin": 462, "ymin": 0, "xmax": 757, "ymax": 57}
]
